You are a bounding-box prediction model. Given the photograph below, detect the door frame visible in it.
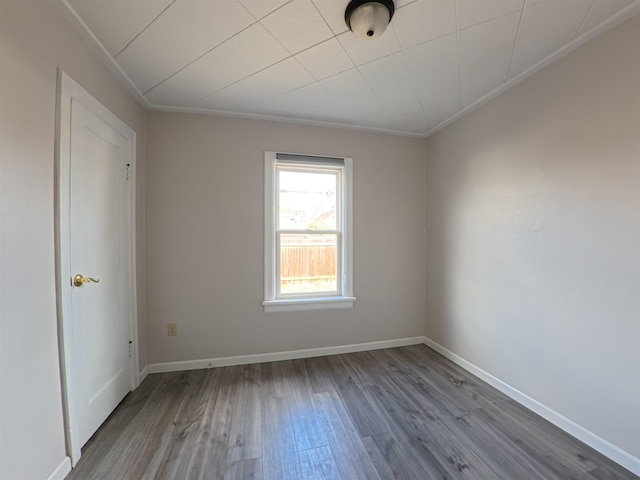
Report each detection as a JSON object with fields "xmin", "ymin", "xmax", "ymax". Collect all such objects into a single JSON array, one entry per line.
[{"xmin": 54, "ymin": 70, "xmax": 139, "ymax": 466}]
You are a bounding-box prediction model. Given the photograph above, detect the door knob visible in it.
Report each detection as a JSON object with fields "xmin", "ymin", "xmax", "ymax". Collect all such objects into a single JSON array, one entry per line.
[{"xmin": 73, "ymin": 274, "xmax": 100, "ymax": 287}]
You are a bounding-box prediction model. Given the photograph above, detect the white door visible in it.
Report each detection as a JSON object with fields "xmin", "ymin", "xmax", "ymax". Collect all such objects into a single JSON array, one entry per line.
[
  {"xmin": 57, "ymin": 72, "xmax": 137, "ymax": 464},
  {"xmin": 70, "ymin": 99, "xmax": 131, "ymax": 447}
]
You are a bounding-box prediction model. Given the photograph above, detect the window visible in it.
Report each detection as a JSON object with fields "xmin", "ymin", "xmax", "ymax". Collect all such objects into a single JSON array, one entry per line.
[{"xmin": 264, "ymin": 152, "xmax": 354, "ymax": 312}]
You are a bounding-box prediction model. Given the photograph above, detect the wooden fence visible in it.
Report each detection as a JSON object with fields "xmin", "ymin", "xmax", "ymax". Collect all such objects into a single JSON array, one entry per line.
[{"xmin": 280, "ymin": 241, "xmax": 336, "ymax": 292}]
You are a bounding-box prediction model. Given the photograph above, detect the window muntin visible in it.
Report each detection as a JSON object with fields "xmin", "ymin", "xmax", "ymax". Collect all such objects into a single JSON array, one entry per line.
[{"xmin": 264, "ymin": 152, "xmax": 354, "ymax": 312}]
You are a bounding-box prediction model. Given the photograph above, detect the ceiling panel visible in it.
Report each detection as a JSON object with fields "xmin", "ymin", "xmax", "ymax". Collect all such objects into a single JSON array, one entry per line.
[
  {"xmin": 259, "ymin": 57, "xmax": 316, "ymax": 95},
  {"xmin": 358, "ymin": 52, "xmax": 411, "ymax": 89},
  {"xmin": 403, "ymin": 33, "xmax": 458, "ymax": 78},
  {"xmin": 412, "ymin": 66, "xmax": 461, "ymax": 128},
  {"xmin": 455, "ymin": 0, "xmax": 524, "ymax": 30},
  {"xmin": 517, "ymin": 0, "xmax": 593, "ymax": 42},
  {"xmin": 337, "ymin": 27, "xmax": 401, "ymax": 66},
  {"xmin": 392, "ymin": 114, "xmax": 430, "ymax": 134},
  {"xmin": 239, "ymin": 0, "xmax": 290, "ymax": 20},
  {"xmin": 305, "ymin": 91, "xmax": 394, "ymax": 129},
  {"xmin": 319, "ymin": 68, "xmax": 371, "ymax": 98},
  {"xmin": 456, "ymin": 9, "xmax": 518, "ymax": 107},
  {"xmin": 373, "ymin": 79, "xmax": 424, "ymax": 120},
  {"xmin": 508, "ymin": 0, "xmax": 592, "ymax": 76},
  {"xmin": 458, "ymin": 11, "xmax": 520, "ymax": 69},
  {"xmin": 260, "ymin": 0, "xmax": 334, "ymax": 54},
  {"xmin": 116, "ymin": 53, "xmax": 170, "ymax": 97},
  {"xmin": 579, "ymin": 0, "xmax": 635, "ymax": 35},
  {"xmin": 67, "ymin": 0, "xmax": 171, "ymax": 56},
  {"xmin": 115, "ymin": 5, "xmax": 244, "ymax": 92},
  {"xmin": 60, "ymin": 0, "xmax": 640, "ymax": 136},
  {"xmin": 143, "ymin": 76, "xmax": 202, "ymax": 107},
  {"xmin": 143, "ymin": 39, "xmax": 273, "ymax": 105},
  {"xmin": 508, "ymin": 31, "xmax": 573, "ymax": 78},
  {"xmin": 198, "ymin": 74, "xmax": 280, "ymax": 110},
  {"xmin": 255, "ymin": 83, "xmax": 334, "ymax": 115},
  {"xmin": 295, "ymin": 38, "xmax": 355, "ymax": 80},
  {"xmin": 312, "ymin": 0, "xmax": 350, "ymax": 35},
  {"xmin": 222, "ymin": 22, "xmax": 290, "ymax": 71},
  {"xmin": 460, "ymin": 52, "xmax": 512, "ymax": 107},
  {"xmin": 392, "ymin": 0, "xmax": 457, "ymax": 49},
  {"xmin": 171, "ymin": 0, "xmax": 255, "ymax": 43}
]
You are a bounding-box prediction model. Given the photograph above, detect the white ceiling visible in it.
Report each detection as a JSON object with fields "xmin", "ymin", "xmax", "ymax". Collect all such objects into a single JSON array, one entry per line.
[{"xmin": 61, "ymin": 0, "xmax": 639, "ymax": 137}]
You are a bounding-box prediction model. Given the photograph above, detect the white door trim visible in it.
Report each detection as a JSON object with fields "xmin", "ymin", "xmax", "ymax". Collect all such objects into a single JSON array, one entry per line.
[{"xmin": 54, "ymin": 70, "xmax": 139, "ymax": 466}]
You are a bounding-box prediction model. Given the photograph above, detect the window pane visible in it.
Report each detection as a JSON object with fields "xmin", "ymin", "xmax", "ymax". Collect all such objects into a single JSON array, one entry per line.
[
  {"xmin": 279, "ymin": 234, "xmax": 337, "ymax": 295},
  {"xmin": 278, "ymin": 170, "xmax": 337, "ymax": 230}
]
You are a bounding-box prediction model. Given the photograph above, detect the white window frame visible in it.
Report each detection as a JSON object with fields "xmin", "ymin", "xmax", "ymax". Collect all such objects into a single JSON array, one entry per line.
[{"xmin": 263, "ymin": 151, "xmax": 355, "ymax": 313}]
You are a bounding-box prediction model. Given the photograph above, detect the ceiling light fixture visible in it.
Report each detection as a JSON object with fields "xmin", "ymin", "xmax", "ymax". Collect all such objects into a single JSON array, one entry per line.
[{"xmin": 345, "ymin": 0, "xmax": 395, "ymax": 41}]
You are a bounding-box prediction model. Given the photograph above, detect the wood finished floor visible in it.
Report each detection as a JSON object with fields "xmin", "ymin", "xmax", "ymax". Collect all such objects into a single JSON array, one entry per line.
[{"xmin": 66, "ymin": 345, "xmax": 638, "ymax": 480}]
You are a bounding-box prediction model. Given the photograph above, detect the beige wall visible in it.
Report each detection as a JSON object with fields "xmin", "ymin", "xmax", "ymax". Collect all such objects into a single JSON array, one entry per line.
[
  {"xmin": 424, "ymin": 14, "xmax": 640, "ymax": 460},
  {"xmin": 146, "ymin": 113, "xmax": 425, "ymax": 363},
  {"xmin": 0, "ymin": 1, "xmax": 146, "ymax": 478}
]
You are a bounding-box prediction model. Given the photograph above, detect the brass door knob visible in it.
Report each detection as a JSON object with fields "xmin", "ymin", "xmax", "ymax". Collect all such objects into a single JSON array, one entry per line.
[{"xmin": 73, "ymin": 274, "xmax": 100, "ymax": 287}]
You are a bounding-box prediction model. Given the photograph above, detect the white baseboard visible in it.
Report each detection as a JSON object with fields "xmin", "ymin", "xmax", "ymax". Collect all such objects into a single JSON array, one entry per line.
[
  {"xmin": 47, "ymin": 457, "xmax": 71, "ymax": 480},
  {"xmin": 147, "ymin": 336, "xmax": 425, "ymax": 374},
  {"xmin": 422, "ymin": 336, "xmax": 640, "ymax": 477},
  {"xmin": 138, "ymin": 365, "xmax": 149, "ymax": 385}
]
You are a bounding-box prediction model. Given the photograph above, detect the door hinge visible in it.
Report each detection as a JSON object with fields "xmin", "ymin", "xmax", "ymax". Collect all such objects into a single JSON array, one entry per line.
[
  {"xmin": 126, "ymin": 163, "xmax": 131, "ymax": 181},
  {"xmin": 129, "ymin": 340, "xmax": 133, "ymax": 358}
]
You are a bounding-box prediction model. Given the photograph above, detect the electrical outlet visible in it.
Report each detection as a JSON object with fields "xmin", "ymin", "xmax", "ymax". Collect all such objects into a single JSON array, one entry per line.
[{"xmin": 167, "ymin": 323, "xmax": 177, "ymax": 336}]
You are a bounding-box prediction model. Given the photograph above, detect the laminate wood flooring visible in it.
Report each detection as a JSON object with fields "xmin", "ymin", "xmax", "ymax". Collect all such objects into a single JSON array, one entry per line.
[{"xmin": 66, "ymin": 345, "xmax": 638, "ymax": 480}]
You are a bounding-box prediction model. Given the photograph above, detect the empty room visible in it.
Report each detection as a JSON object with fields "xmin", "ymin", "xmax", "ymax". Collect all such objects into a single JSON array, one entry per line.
[{"xmin": 1, "ymin": 0, "xmax": 638, "ymax": 479}]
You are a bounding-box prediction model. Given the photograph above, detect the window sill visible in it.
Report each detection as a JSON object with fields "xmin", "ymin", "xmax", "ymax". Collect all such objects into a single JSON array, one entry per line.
[{"xmin": 263, "ymin": 296, "xmax": 356, "ymax": 313}]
